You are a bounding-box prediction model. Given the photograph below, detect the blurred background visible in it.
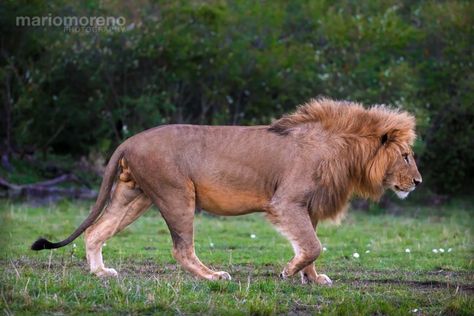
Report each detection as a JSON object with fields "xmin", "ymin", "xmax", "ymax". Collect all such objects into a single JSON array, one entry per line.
[{"xmin": 0, "ymin": 0, "xmax": 472, "ymax": 204}]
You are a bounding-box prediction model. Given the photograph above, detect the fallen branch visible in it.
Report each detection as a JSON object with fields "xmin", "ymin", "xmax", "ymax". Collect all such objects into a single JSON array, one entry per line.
[
  {"xmin": 26, "ymin": 174, "xmax": 79, "ymax": 187},
  {"xmin": 0, "ymin": 175, "xmax": 97, "ymax": 200}
]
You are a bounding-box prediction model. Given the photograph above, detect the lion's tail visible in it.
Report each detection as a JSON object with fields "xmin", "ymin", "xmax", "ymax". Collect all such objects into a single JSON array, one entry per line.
[{"xmin": 31, "ymin": 145, "xmax": 125, "ymax": 251}]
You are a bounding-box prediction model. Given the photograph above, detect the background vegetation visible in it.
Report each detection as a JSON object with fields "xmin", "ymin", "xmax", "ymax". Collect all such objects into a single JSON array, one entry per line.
[{"xmin": 1, "ymin": 0, "xmax": 473, "ymax": 193}]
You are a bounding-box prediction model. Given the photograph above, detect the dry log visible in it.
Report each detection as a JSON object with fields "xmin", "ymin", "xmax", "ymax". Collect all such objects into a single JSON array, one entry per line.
[{"xmin": 0, "ymin": 175, "xmax": 97, "ymax": 200}]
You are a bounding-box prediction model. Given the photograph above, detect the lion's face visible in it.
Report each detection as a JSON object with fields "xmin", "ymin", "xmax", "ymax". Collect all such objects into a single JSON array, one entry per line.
[{"xmin": 384, "ymin": 151, "xmax": 422, "ymax": 199}]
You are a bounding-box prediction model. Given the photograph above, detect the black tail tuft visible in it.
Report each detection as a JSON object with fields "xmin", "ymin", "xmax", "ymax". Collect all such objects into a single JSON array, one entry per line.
[{"xmin": 31, "ymin": 238, "xmax": 56, "ymax": 251}]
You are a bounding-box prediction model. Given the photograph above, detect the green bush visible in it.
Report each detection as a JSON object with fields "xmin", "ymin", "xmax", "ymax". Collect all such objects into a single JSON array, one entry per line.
[{"xmin": 0, "ymin": 0, "xmax": 472, "ymax": 194}]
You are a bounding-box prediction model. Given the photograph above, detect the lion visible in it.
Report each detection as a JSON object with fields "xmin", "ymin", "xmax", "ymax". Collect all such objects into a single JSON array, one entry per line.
[{"xmin": 31, "ymin": 98, "xmax": 422, "ymax": 285}]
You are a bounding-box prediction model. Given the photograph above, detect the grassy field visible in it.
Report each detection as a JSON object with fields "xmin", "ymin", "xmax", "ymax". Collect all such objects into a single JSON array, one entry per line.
[{"xmin": 0, "ymin": 199, "xmax": 472, "ymax": 315}]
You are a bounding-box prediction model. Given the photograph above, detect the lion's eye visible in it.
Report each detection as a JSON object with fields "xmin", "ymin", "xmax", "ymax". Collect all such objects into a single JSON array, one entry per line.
[{"xmin": 403, "ymin": 154, "xmax": 409, "ymax": 164}]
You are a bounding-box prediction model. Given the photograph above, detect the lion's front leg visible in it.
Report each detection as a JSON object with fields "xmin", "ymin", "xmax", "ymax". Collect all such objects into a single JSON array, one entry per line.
[
  {"xmin": 299, "ymin": 218, "xmax": 332, "ymax": 285},
  {"xmin": 267, "ymin": 205, "xmax": 331, "ymax": 285},
  {"xmin": 267, "ymin": 211, "xmax": 318, "ymax": 277},
  {"xmin": 300, "ymin": 265, "xmax": 332, "ymax": 285}
]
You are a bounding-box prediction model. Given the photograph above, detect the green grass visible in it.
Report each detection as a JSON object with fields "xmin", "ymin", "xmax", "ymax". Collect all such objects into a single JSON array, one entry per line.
[{"xmin": 0, "ymin": 200, "xmax": 473, "ymax": 315}]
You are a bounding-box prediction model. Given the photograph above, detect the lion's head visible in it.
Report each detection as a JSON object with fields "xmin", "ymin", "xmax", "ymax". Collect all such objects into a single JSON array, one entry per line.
[
  {"xmin": 364, "ymin": 106, "xmax": 422, "ymax": 200},
  {"xmin": 383, "ymin": 149, "xmax": 422, "ymax": 199}
]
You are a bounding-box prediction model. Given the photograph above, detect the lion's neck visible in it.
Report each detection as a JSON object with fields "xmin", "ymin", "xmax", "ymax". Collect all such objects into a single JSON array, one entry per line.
[{"xmin": 307, "ymin": 138, "xmax": 383, "ymax": 219}]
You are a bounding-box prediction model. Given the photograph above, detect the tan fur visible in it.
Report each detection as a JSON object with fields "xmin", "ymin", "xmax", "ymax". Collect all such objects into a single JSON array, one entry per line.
[{"xmin": 37, "ymin": 98, "xmax": 422, "ymax": 283}]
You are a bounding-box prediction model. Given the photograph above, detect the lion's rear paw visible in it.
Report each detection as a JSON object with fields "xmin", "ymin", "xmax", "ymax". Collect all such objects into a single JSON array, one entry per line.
[
  {"xmin": 94, "ymin": 268, "xmax": 118, "ymax": 278},
  {"xmin": 210, "ymin": 271, "xmax": 232, "ymax": 281}
]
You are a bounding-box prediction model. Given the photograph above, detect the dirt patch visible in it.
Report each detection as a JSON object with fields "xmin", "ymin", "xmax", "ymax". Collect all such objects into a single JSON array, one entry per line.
[
  {"xmin": 351, "ymin": 278, "xmax": 474, "ymax": 293},
  {"xmin": 286, "ymin": 303, "xmax": 322, "ymax": 316},
  {"xmin": 117, "ymin": 260, "xmax": 178, "ymax": 276}
]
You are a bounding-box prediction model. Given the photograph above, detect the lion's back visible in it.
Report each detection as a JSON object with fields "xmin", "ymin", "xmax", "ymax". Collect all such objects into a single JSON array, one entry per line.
[{"xmin": 121, "ymin": 124, "xmax": 287, "ymax": 214}]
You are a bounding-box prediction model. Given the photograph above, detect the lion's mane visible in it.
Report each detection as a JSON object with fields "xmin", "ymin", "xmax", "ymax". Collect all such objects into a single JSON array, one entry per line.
[{"xmin": 269, "ymin": 98, "xmax": 416, "ymax": 220}]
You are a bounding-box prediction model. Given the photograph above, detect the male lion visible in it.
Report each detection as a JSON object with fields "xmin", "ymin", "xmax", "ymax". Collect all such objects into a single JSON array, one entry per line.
[{"xmin": 32, "ymin": 98, "xmax": 422, "ymax": 285}]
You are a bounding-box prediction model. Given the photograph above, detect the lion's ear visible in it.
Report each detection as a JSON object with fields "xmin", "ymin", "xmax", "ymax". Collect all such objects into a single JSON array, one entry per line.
[
  {"xmin": 381, "ymin": 129, "xmax": 401, "ymax": 145},
  {"xmin": 383, "ymin": 128, "xmax": 417, "ymax": 147}
]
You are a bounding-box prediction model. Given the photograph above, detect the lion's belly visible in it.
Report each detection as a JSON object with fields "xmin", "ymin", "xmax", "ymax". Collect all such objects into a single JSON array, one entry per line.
[{"xmin": 195, "ymin": 184, "xmax": 268, "ymax": 215}]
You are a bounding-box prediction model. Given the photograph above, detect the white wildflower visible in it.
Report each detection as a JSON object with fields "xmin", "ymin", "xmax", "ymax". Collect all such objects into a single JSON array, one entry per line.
[
  {"xmin": 432, "ymin": 249, "xmax": 438, "ymax": 253},
  {"xmin": 103, "ymin": 243, "xmax": 107, "ymax": 247},
  {"xmin": 353, "ymin": 252, "xmax": 360, "ymax": 258},
  {"xmin": 73, "ymin": 243, "xmax": 77, "ymax": 248},
  {"xmin": 323, "ymin": 247, "xmax": 327, "ymax": 251},
  {"xmin": 365, "ymin": 250, "xmax": 370, "ymax": 254},
  {"xmin": 412, "ymin": 308, "xmax": 418, "ymax": 313},
  {"xmin": 447, "ymin": 248, "xmax": 452, "ymax": 252},
  {"xmin": 318, "ymin": 73, "xmax": 330, "ymax": 81},
  {"xmin": 439, "ymin": 248, "xmax": 445, "ymax": 253},
  {"xmin": 250, "ymin": 234, "xmax": 256, "ymax": 239},
  {"xmin": 210, "ymin": 242, "xmax": 214, "ymax": 248},
  {"xmin": 405, "ymin": 248, "xmax": 411, "ymax": 253}
]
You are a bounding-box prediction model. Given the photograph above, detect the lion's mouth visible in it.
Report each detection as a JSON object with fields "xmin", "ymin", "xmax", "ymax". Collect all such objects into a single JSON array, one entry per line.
[{"xmin": 393, "ymin": 185, "xmax": 415, "ymax": 199}]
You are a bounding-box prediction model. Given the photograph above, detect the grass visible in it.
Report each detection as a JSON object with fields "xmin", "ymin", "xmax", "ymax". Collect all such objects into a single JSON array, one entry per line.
[{"xmin": 0, "ymin": 199, "xmax": 473, "ymax": 315}]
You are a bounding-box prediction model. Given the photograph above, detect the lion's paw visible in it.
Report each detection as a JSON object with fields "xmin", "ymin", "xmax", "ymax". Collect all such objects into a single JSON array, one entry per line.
[
  {"xmin": 94, "ymin": 268, "xmax": 118, "ymax": 278},
  {"xmin": 279, "ymin": 271, "xmax": 288, "ymax": 279},
  {"xmin": 211, "ymin": 271, "xmax": 232, "ymax": 281},
  {"xmin": 314, "ymin": 274, "xmax": 332, "ymax": 285}
]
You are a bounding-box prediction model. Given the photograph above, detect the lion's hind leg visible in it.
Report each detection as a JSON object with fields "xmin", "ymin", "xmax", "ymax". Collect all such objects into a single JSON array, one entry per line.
[
  {"xmin": 150, "ymin": 183, "xmax": 231, "ymax": 281},
  {"xmin": 85, "ymin": 172, "xmax": 151, "ymax": 277}
]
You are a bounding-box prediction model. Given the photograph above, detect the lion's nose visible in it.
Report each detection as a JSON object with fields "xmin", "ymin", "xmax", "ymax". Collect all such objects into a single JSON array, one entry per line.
[{"xmin": 413, "ymin": 178, "xmax": 422, "ymax": 187}]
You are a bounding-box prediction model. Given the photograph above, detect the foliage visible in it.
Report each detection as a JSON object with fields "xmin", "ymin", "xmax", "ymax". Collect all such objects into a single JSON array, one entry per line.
[{"xmin": 0, "ymin": 0, "xmax": 473, "ymax": 193}]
